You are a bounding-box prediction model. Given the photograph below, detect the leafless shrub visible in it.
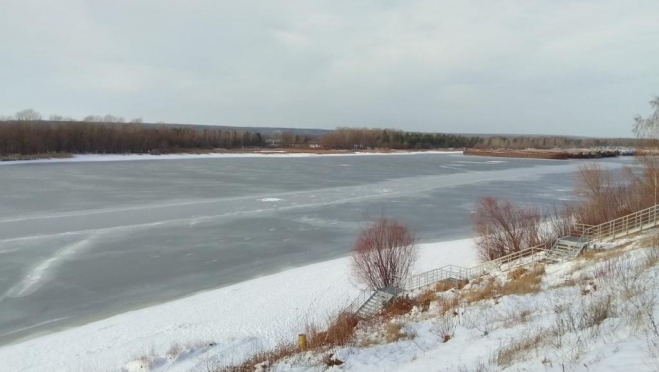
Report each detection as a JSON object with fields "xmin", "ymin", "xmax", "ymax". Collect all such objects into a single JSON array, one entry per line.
[
  {"xmin": 166, "ymin": 343, "xmax": 182, "ymax": 359},
  {"xmin": 474, "ymin": 197, "xmax": 544, "ymax": 261},
  {"xmin": 351, "ymin": 218, "xmax": 418, "ymax": 289},
  {"xmin": 573, "ymin": 163, "xmax": 635, "ymax": 225},
  {"xmin": 437, "ymin": 296, "xmax": 460, "ymax": 315},
  {"xmin": 582, "ymin": 296, "xmax": 614, "ymax": 330},
  {"xmin": 464, "ymin": 310, "xmax": 496, "ymax": 337},
  {"xmin": 500, "ymin": 308, "xmax": 534, "ymax": 328},
  {"xmin": 431, "ymin": 314, "xmax": 457, "ymax": 343}
]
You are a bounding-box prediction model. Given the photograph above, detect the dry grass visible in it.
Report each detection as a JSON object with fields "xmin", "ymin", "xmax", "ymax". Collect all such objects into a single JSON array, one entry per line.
[
  {"xmin": 637, "ymin": 234, "xmax": 659, "ymax": 249},
  {"xmin": 501, "ymin": 309, "xmax": 534, "ymax": 328},
  {"xmin": 435, "ymin": 279, "xmax": 469, "ymax": 292},
  {"xmin": 306, "ymin": 312, "xmax": 359, "ymax": 349},
  {"xmin": 501, "ymin": 265, "xmax": 544, "ymax": 297},
  {"xmin": 507, "ymin": 267, "xmax": 527, "ymax": 281},
  {"xmin": 642, "ymin": 247, "xmax": 659, "ymax": 270},
  {"xmin": 492, "ymin": 329, "xmax": 550, "ymax": 367},
  {"xmin": 416, "ymin": 290, "xmax": 437, "ymax": 304},
  {"xmin": 580, "ymin": 245, "xmax": 629, "ymax": 262},
  {"xmin": 461, "ymin": 265, "xmax": 545, "ymax": 305},
  {"xmin": 462, "ymin": 277, "xmax": 499, "ymax": 304},
  {"xmin": 216, "ymin": 312, "xmax": 359, "ymax": 372},
  {"xmin": 383, "ymin": 322, "xmax": 415, "ymax": 343},
  {"xmin": 380, "ymin": 297, "xmax": 415, "ymax": 320},
  {"xmin": 216, "ymin": 343, "xmax": 299, "ymax": 372},
  {"xmin": 583, "ymin": 296, "xmax": 613, "ymax": 329},
  {"xmin": 438, "ymin": 296, "xmax": 460, "ymax": 315}
]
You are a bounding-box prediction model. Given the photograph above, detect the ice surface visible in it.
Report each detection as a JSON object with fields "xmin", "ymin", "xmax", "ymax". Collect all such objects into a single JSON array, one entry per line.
[{"xmin": 0, "ymin": 154, "xmax": 634, "ymax": 345}]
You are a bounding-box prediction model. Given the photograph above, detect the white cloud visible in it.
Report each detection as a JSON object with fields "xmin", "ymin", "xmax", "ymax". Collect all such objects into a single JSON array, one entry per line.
[{"xmin": 0, "ymin": 0, "xmax": 658, "ymax": 136}]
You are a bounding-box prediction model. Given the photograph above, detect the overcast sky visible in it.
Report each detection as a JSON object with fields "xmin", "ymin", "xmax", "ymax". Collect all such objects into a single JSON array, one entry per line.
[{"xmin": 1, "ymin": 1, "xmax": 658, "ymax": 137}]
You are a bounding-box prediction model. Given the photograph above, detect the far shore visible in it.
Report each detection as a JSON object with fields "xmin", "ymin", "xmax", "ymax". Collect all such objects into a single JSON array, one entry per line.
[{"xmin": 0, "ymin": 148, "xmax": 463, "ymax": 165}]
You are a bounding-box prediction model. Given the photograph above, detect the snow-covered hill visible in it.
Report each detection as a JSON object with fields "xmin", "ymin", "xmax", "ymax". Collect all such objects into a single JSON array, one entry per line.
[{"xmin": 255, "ymin": 234, "xmax": 659, "ymax": 372}]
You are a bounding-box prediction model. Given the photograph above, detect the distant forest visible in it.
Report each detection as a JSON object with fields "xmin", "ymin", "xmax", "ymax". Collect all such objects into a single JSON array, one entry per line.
[{"xmin": 0, "ymin": 109, "xmax": 637, "ymax": 156}]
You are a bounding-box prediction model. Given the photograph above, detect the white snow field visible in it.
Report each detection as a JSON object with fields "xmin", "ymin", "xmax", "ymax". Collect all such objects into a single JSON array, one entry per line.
[{"xmin": 0, "ymin": 239, "xmax": 478, "ymax": 372}]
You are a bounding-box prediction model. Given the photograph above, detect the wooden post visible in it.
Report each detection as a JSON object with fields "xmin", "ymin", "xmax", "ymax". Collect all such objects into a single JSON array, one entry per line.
[{"xmin": 298, "ymin": 334, "xmax": 307, "ymax": 349}]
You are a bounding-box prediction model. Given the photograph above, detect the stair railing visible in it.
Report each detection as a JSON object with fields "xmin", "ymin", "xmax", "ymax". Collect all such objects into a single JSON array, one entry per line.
[
  {"xmin": 349, "ymin": 204, "xmax": 659, "ymax": 315},
  {"xmin": 402, "ymin": 245, "xmax": 547, "ymax": 292},
  {"xmin": 580, "ymin": 204, "xmax": 659, "ymax": 243},
  {"xmin": 346, "ymin": 288, "xmax": 375, "ymax": 314}
]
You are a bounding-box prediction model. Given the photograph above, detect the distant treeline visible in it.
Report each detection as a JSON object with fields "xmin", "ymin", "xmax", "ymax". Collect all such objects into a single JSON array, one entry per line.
[
  {"xmin": 0, "ymin": 121, "xmax": 638, "ymax": 156},
  {"xmin": 0, "ymin": 121, "xmax": 266, "ymax": 155},
  {"xmin": 475, "ymin": 136, "xmax": 637, "ymax": 150},
  {"xmin": 0, "ymin": 108, "xmax": 638, "ymax": 155},
  {"xmin": 319, "ymin": 128, "xmax": 479, "ymax": 149}
]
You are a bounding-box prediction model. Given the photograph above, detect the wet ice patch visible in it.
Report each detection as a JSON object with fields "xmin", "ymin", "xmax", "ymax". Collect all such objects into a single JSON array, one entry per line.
[{"xmin": 259, "ymin": 198, "xmax": 283, "ymax": 202}]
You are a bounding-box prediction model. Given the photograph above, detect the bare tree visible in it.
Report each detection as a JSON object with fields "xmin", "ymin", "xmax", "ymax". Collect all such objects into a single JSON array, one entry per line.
[
  {"xmin": 83, "ymin": 115, "xmax": 102, "ymax": 122},
  {"xmin": 573, "ymin": 164, "xmax": 638, "ymax": 225},
  {"xmin": 49, "ymin": 114, "xmax": 64, "ymax": 121},
  {"xmin": 130, "ymin": 117, "xmax": 143, "ymax": 124},
  {"xmin": 351, "ymin": 218, "xmax": 418, "ymax": 290},
  {"xmin": 633, "ymin": 96, "xmax": 659, "ymax": 206},
  {"xmin": 633, "ymin": 96, "xmax": 659, "ymax": 142},
  {"xmin": 14, "ymin": 108, "xmax": 42, "ymax": 121},
  {"xmin": 474, "ymin": 197, "xmax": 543, "ymax": 261},
  {"xmin": 102, "ymin": 114, "xmax": 126, "ymax": 123}
]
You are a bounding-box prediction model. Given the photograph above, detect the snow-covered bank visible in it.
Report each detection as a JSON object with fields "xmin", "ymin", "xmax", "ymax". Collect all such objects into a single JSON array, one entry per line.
[
  {"xmin": 0, "ymin": 239, "xmax": 477, "ymax": 372},
  {"xmin": 260, "ymin": 234, "xmax": 659, "ymax": 372},
  {"xmin": 0, "ymin": 151, "xmax": 461, "ymax": 166}
]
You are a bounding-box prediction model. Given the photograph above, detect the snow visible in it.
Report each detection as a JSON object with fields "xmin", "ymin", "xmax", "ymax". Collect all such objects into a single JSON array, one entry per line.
[
  {"xmin": 0, "ymin": 238, "xmax": 477, "ymax": 372},
  {"xmin": 263, "ymin": 235, "xmax": 659, "ymax": 372},
  {"xmin": 5, "ymin": 232, "xmax": 658, "ymax": 372},
  {"xmin": 0, "ymin": 151, "xmax": 461, "ymax": 166}
]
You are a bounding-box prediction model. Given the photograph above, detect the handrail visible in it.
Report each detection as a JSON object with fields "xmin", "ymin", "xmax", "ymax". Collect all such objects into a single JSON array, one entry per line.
[
  {"xmin": 403, "ymin": 204, "xmax": 659, "ymax": 293},
  {"xmin": 579, "ymin": 204, "xmax": 659, "ymax": 243},
  {"xmin": 346, "ymin": 288, "xmax": 374, "ymax": 314},
  {"xmin": 348, "ymin": 204, "xmax": 659, "ymax": 315},
  {"xmin": 402, "ymin": 245, "xmax": 547, "ymax": 292}
]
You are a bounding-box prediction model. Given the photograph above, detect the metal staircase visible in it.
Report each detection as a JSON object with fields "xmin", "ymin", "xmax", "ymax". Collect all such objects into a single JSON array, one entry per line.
[
  {"xmin": 546, "ymin": 204, "xmax": 659, "ymax": 261},
  {"xmin": 352, "ymin": 287, "xmax": 403, "ymax": 318},
  {"xmin": 545, "ymin": 236, "xmax": 587, "ymax": 262},
  {"xmin": 347, "ymin": 204, "xmax": 659, "ymax": 317}
]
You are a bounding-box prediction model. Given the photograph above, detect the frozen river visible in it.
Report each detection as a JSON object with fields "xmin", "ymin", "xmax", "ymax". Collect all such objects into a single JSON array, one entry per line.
[{"xmin": 0, "ymin": 153, "xmax": 631, "ymax": 345}]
